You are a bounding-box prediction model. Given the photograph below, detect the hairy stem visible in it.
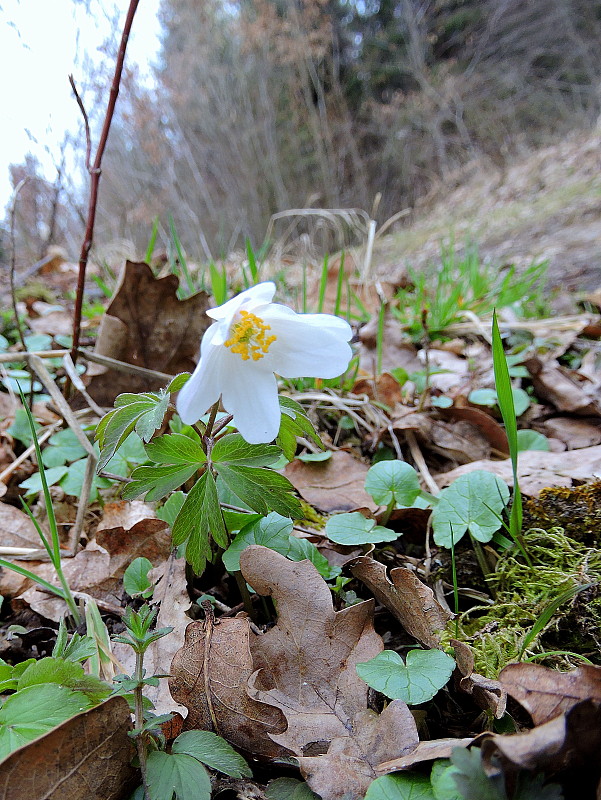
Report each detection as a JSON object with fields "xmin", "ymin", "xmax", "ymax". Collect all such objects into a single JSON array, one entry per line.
[{"xmin": 134, "ymin": 649, "xmax": 150, "ymax": 800}]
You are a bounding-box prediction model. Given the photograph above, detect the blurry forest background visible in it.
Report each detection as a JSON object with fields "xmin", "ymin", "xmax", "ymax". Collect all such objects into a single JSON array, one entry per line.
[{"xmin": 4, "ymin": 0, "xmax": 601, "ymax": 267}]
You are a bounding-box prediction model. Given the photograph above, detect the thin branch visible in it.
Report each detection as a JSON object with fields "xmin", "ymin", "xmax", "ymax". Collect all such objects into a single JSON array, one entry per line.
[
  {"xmin": 69, "ymin": 75, "xmax": 92, "ymax": 172},
  {"xmin": 69, "ymin": 0, "xmax": 141, "ymax": 370}
]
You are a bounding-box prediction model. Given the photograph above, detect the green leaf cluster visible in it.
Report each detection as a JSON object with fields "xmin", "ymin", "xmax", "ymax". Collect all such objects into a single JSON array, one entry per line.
[
  {"xmin": 142, "ymin": 730, "xmax": 251, "ymax": 800},
  {"xmin": 96, "ymin": 390, "xmax": 171, "ymax": 470}
]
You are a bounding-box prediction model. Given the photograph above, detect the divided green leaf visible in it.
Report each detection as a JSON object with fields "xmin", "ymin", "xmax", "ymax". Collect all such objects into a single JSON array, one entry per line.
[
  {"xmin": 145, "ymin": 750, "xmax": 211, "ymax": 800},
  {"xmin": 172, "ymin": 470, "xmax": 227, "ymax": 574},
  {"xmin": 364, "ymin": 773, "xmax": 436, "ymax": 800},
  {"xmin": 172, "ymin": 730, "xmax": 252, "ymax": 777},
  {"xmin": 216, "ymin": 464, "xmax": 301, "ymax": 518}
]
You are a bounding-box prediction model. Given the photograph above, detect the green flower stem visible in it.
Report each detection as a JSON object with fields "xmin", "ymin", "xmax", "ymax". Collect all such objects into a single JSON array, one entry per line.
[
  {"xmin": 379, "ymin": 499, "xmax": 396, "ymax": 527},
  {"xmin": 134, "ymin": 649, "xmax": 150, "ymax": 800},
  {"xmin": 234, "ymin": 571, "xmax": 256, "ymax": 622}
]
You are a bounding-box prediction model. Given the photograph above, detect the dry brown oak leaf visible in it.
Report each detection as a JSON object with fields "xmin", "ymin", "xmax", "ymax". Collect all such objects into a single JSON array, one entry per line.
[{"xmin": 86, "ymin": 260, "xmax": 211, "ymax": 404}]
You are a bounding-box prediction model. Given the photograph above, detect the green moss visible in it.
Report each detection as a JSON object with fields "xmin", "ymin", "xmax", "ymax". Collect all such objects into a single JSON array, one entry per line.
[
  {"xmin": 451, "ymin": 527, "xmax": 601, "ymax": 676},
  {"xmin": 524, "ymin": 481, "xmax": 601, "ymax": 547}
]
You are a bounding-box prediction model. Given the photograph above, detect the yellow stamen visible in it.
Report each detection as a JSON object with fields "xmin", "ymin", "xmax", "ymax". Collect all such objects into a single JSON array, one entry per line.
[{"xmin": 224, "ymin": 310, "xmax": 277, "ymax": 361}]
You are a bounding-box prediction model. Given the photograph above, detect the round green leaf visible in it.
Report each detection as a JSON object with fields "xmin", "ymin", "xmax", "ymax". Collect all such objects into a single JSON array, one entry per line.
[
  {"xmin": 123, "ymin": 557, "xmax": 154, "ymax": 597},
  {"xmin": 20, "ymin": 465, "xmax": 69, "ymax": 496},
  {"xmin": 222, "ymin": 513, "xmax": 293, "ymax": 572},
  {"xmin": 356, "ymin": 648, "xmax": 456, "ymax": 705},
  {"xmin": 512, "ymin": 387, "xmax": 531, "ymax": 417},
  {"xmin": 468, "ymin": 388, "xmax": 498, "ymax": 408},
  {"xmin": 516, "ymin": 429, "xmax": 549, "ymax": 452},
  {"xmin": 431, "ymin": 470, "xmax": 509, "ymax": 547},
  {"xmin": 364, "ymin": 773, "xmax": 436, "ymax": 800},
  {"xmin": 365, "ymin": 461, "xmax": 421, "ymax": 507},
  {"xmin": 325, "ymin": 512, "xmax": 398, "ymax": 545}
]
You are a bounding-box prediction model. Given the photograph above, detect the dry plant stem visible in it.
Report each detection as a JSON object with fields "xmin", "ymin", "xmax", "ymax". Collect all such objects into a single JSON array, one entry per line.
[
  {"xmin": 62, "ymin": 353, "xmax": 105, "ymax": 416},
  {"xmin": 79, "ymin": 349, "xmax": 174, "ymax": 382},
  {"xmin": 0, "ymin": 349, "xmax": 70, "ymax": 363},
  {"xmin": 69, "ymin": 0, "xmax": 141, "ymax": 368},
  {"xmin": 405, "ymin": 430, "xmax": 440, "ymax": 496}
]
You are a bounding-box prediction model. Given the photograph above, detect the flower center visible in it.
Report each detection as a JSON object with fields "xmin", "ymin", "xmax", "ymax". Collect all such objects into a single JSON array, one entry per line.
[{"xmin": 224, "ymin": 310, "xmax": 277, "ymax": 361}]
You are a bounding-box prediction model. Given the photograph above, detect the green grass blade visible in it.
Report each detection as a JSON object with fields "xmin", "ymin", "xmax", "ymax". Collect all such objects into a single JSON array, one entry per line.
[
  {"xmin": 519, "ymin": 582, "xmax": 593, "ymax": 659},
  {"xmin": 491, "ymin": 311, "xmax": 522, "ymax": 539},
  {"xmin": 168, "ymin": 215, "xmax": 194, "ymax": 294},
  {"xmin": 334, "ymin": 254, "xmax": 345, "ymax": 317},
  {"xmin": 0, "ymin": 558, "xmax": 66, "ymax": 600},
  {"xmin": 317, "ymin": 254, "xmax": 329, "ymax": 313},
  {"xmin": 245, "ymin": 238, "xmax": 259, "ymax": 284},
  {"xmin": 376, "ymin": 302, "xmax": 386, "ymax": 376},
  {"xmin": 145, "ymin": 217, "xmax": 160, "ymax": 264}
]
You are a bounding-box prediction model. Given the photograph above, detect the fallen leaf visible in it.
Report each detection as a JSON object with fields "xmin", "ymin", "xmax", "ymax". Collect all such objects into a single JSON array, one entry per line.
[
  {"xmin": 419, "ymin": 349, "xmax": 470, "ymax": 393},
  {"xmin": 442, "ymin": 405, "xmax": 509, "ymax": 455},
  {"xmin": 349, "ymin": 556, "xmax": 452, "ymax": 648},
  {"xmin": 0, "ymin": 696, "xmax": 137, "ymax": 800},
  {"xmin": 0, "ymin": 502, "xmax": 45, "ymax": 549},
  {"xmin": 95, "ymin": 500, "xmax": 172, "ymax": 595},
  {"xmin": 498, "ymin": 662, "xmax": 601, "ymax": 725},
  {"xmin": 298, "ymin": 701, "xmax": 418, "ymax": 800},
  {"xmin": 451, "ymin": 639, "xmax": 507, "ymax": 719},
  {"xmin": 17, "ymin": 542, "xmax": 111, "ymax": 621},
  {"xmin": 284, "ymin": 451, "xmax": 377, "ymax": 513},
  {"xmin": 428, "ymin": 419, "xmax": 490, "ymax": 464},
  {"xmin": 436, "ymin": 444, "xmax": 601, "ymax": 495},
  {"xmin": 86, "ymin": 261, "xmax": 211, "ymax": 404},
  {"xmin": 242, "ymin": 546, "xmax": 384, "ymax": 756},
  {"xmin": 352, "ymin": 373, "xmax": 402, "ymax": 407},
  {"xmin": 376, "ymin": 737, "xmax": 474, "ymax": 774},
  {"xmin": 169, "ymin": 616, "xmax": 287, "ymax": 760},
  {"xmin": 525, "ymin": 357, "xmax": 601, "ymax": 416},
  {"xmin": 542, "ymin": 416, "xmax": 601, "ymax": 449},
  {"xmin": 480, "ymin": 700, "xmax": 601, "ymax": 788}
]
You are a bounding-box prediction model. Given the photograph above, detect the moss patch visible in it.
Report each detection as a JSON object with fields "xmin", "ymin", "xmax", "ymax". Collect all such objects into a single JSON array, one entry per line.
[{"xmin": 451, "ymin": 527, "xmax": 601, "ymax": 677}]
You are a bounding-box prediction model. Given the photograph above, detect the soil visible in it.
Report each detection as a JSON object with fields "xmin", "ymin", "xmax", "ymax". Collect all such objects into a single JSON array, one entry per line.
[{"xmin": 371, "ymin": 126, "xmax": 601, "ymax": 305}]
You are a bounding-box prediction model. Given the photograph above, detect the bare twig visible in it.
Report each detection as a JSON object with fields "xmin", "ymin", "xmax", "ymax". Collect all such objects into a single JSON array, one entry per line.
[
  {"xmin": 69, "ymin": 0, "xmax": 140, "ymax": 369},
  {"xmin": 79, "ymin": 349, "xmax": 174, "ymax": 382}
]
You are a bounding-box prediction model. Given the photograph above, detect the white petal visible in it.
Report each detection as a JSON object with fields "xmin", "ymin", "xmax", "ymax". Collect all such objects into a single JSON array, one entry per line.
[
  {"xmin": 207, "ymin": 282, "xmax": 276, "ymax": 321},
  {"xmin": 220, "ymin": 359, "xmax": 281, "ymax": 443},
  {"xmin": 176, "ymin": 327, "xmax": 225, "ymax": 423},
  {"xmin": 260, "ymin": 306, "xmax": 353, "ymax": 379}
]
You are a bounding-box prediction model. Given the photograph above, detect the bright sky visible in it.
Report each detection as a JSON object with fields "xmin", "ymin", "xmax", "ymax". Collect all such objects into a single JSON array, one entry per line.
[{"xmin": 0, "ymin": 0, "xmax": 161, "ymax": 212}]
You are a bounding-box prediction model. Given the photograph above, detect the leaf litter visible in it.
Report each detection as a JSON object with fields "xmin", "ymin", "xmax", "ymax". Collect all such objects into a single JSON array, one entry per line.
[{"xmin": 1, "ymin": 255, "xmax": 601, "ymax": 799}]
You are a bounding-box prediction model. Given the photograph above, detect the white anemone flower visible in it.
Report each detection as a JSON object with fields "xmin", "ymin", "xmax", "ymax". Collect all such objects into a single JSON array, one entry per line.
[{"xmin": 176, "ymin": 281, "xmax": 353, "ymax": 443}]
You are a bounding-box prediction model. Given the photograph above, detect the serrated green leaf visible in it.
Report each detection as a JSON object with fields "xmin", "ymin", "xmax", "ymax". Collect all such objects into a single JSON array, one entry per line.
[
  {"xmin": 42, "ymin": 428, "xmax": 88, "ymax": 467},
  {"xmin": 212, "ymin": 433, "xmax": 281, "ymax": 467},
  {"xmin": 325, "ymin": 512, "xmax": 398, "ymax": 545},
  {"xmin": 17, "ymin": 656, "xmax": 110, "ymax": 704},
  {"xmin": 217, "ymin": 464, "xmax": 301, "ymax": 518},
  {"xmin": 172, "ymin": 471, "xmax": 227, "ymax": 573},
  {"xmin": 145, "ymin": 433, "xmax": 206, "ymax": 465},
  {"xmin": 364, "ymin": 773, "xmax": 436, "ymax": 800},
  {"xmin": 59, "ymin": 458, "xmax": 112, "ymax": 501},
  {"xmin": 122, "ymin": 463, "xmax": 200, "ymax": 502},
  {"xmin": 20, "ymin": 465, "xmax": 69, "ymax": 496},
  {"xmin": 146, "ymin": 750, "xmax": 211, "ymax": 800},
  {"xmin": 157, "ymin": 491, "xmax": 187, "ymax": 526},
  {"xmin": 168, "ymin": 373, "xmax": 191, "ymax": 393},
  {"xmin": 7, "ymin": 407, "xmax": 40, "ymax": 447},
  {"xmin": 97, "ymin": 392, "xmax": 170, "ymax": 470},
  {"xmin": 172, "ymin": 730, "xmax": 252, "ymax": 777},
  {"xmin": 432, "ymin": 471, "xmax": 510, "ymax": 547},
  {"xmin": 123, "ymin": 557, "xmax": 154, "ymax": 597},
  {"xmin": 365, "ymin": 460, "xmax": 421, "ymax": 507},
  {"xmin": 356, "ymin": 649, "xmax": 456, "ymax": 705},
  {"xmin": 0, "ymin": 684, "xmax": 91, "ymax": 760},
  {"xmin": 449, "ymin": 748, "xmax": 506, "ymax": 800}
]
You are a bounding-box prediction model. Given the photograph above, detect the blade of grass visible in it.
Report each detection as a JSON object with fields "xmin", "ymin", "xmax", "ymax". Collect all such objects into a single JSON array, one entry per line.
[
  {"xmin": 168, "ymin": 214, "xmax": 194, "ymax": 294},
  {"xmin": 246, "ymin": 238, "xmax": 259, "ymax": 284},
  {"xmin": 17, "ymin": 386, "xmax": 81, "ymax": 624},
  {"xmin": 518, "ymin": 582, "xmax": 593, "ymax": 660},
  {"xmin": 334, "ymin": 253, "xmax": 345, "ymax": 317},
  {"xmin": 491, "ymin": 311, "xmax": 524, "ymax": 543},
  {"xmin": 317, "ymin": 254, "xmax": 329, "ymax": 313},
  {"xmin": 376, "ymin": 301, "xmax": 386, "ymax": 376},
  {"xmin": 145, "ymin": 217, "xmax": 160, "ymax": 264}
]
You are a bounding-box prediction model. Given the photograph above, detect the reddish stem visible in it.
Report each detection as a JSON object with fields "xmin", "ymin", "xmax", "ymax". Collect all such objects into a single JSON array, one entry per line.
[{"xmin": 70, "ymin": 0, "xmax": 140, "ymax": 367}]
